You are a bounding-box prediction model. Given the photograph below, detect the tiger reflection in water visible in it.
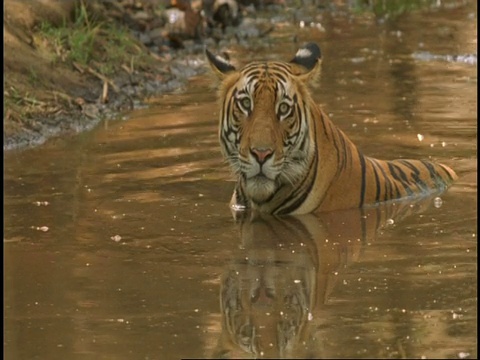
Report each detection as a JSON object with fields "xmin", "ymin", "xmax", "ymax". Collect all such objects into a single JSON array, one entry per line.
[{"xmin": 212, "ymin": 199, "xmax": 433, "ymax": 358}]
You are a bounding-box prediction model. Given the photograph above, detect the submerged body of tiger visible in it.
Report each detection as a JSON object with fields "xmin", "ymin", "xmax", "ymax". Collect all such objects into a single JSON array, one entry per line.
[{"xmin": 206, "ymin": 43, "xmax": 457, "ymax": 215}]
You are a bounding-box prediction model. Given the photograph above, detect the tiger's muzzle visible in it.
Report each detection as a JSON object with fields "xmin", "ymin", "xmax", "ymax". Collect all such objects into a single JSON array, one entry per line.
[{"xmin": 243, "ymin": 148, "xmax": 280, "ymax": 204}]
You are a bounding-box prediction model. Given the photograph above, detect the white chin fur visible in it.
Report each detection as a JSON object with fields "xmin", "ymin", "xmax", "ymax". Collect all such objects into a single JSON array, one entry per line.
[{"xmin": 245, "ymin": 176, "xmax": 277, "ymax": 203}]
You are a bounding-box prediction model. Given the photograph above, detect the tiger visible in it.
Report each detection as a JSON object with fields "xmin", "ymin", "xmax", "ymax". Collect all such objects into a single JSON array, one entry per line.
[
  {"xmin": 211, "ymin": 198, "xmax": 435, "ymax": 358},
  {"xmin": 205, "ymin": 42, "xmax": 457, "ymax": 215}
]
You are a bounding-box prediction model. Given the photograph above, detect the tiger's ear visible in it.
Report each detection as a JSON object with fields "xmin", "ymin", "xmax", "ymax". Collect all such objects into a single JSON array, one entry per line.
[
  {"xmin": 205, "ymin": 48, "xmax": 237, "ymax": 79},
  {"xmin": 290, "ymin": 42, "xmax": 322, "ymax": 83}
]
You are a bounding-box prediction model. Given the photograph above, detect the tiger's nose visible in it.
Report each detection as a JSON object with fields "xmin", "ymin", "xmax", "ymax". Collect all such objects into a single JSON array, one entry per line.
[{"xmin": 250, "ymin": 147, "xmax": 274, "ymax": 164}]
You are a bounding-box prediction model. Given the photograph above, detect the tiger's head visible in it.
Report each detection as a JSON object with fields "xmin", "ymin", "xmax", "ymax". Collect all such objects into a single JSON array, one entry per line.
[{"xmin": 206, "ymin": 44, "xmax": 322, "ymax": 207}]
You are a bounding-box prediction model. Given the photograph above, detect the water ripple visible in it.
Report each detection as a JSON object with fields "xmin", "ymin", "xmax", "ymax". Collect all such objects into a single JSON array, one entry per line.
[{"xmin": 412, "ymin": 51, "xmax": 477, "ymax": 65}]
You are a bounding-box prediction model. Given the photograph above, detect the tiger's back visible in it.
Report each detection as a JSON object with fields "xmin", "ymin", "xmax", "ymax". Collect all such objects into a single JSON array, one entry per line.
[
  {"xmin": 306, "ymin": 103, "xmax": 457, "ymax": 213},
  {"xmin": 206, "ymin": 43, "xmax": 457, "ymax": 215}
]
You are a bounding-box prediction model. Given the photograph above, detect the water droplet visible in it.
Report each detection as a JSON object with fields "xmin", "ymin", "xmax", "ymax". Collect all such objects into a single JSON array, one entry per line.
[
  {"xmin": 231, "ymin": 203, "xmax": 246, "ymax": 211},
  {"xmin": 111, "ymin": 235, "xmax": 122, "ymax": 242},
  {"xmin": 434, "ymin": 197, "xmax": 443, "ymax": 208},
  {"xmin": 34, "ymin": 201, "xmax": 49, "ymax": 206}
]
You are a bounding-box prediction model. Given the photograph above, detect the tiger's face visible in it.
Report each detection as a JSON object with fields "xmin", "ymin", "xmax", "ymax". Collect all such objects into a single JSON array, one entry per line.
[
  {"xmin": 207, "ymin": 45, "xmax": 322, "ymax": 206},
  {"xmin": 223, "ymin": 67, "xmax": 315, "ymax": 204}
]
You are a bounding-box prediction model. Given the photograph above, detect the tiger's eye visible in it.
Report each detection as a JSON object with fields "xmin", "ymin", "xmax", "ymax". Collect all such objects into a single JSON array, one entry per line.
[
  {"xmin": 278, "ymin": 102, "xmax": 291, "ymax": 117},
  {"xmin": 240, "ymin": 97, "xmax": 251, "ymax": 111}
]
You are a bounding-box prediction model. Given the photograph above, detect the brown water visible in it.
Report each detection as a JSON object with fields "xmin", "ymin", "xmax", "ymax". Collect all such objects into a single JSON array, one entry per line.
[{"xmin": 4, "ymin": 3, "xmax": 477, "ymax": 360}]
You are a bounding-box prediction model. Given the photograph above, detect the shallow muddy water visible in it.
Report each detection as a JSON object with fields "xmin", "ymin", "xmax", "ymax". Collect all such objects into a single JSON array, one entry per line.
[{"xmin": 4, "ymin": 2, "xmax": 477, "ymax": 359}]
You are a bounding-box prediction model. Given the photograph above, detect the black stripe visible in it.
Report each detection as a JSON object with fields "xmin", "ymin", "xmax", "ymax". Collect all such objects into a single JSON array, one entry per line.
[
  {"xmin": 235, "ymin": 183, "xmax": 249, "ymax": 209},
  {"xmin": 421, "ymin": 160, "xmax": 440, "ymax": 179},
  {"xmin": 275, "ymin": 72, "xmax": 288, "ymax": 83},
  {"xmin": 385, "ymin": 163, "xmax": 401, "ymax": 199},
  {"xmin": 294, "ymin": 109, "xmax": 308, "ymax": 151},
  {"xmin": 368, "ymin": 158, "xmax": 382, "ymax": 202},
  {"xmin": 330, "ymin": 130, "xmax": 341, "ymax": 170},
  {"xmin": 398, "ymin": 160, "xmax": 428, "ymax": 192},
  {"xmin": 267, "ymin": 62, "xmax": 293, "ymax": 72},
  {"xmin": 373, "ymin": 160, "xmax": 394, "ymax": 201},
  {"xmin": 388, "ymin": 163, "xmax": 414, "ymax": 197},
  {"xmin": 242, "ymin": 70, "xmax": 262, "ymax": 79},
  {"xmin": 358, "ymin": 149, "xmax": 367, "ymax": 207},
  {"xmin": 275, "ymin": 156, "xmax": 317, "ymax": 214},
  {"xmin": 420, "ymin": 160, "xmax": 447, "ymax": 190},
  {"xmin": 252, "ymin": 81, "xmax": 261, "ymax": 94},
  {"xmin": 319, "ymin": 112, "xmax": 330, "ymax": 141}
]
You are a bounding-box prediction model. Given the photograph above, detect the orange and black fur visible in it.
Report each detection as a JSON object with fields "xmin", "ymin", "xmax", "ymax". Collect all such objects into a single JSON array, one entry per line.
[{"xmin": 206, "ymin": 43, "xmax": 457, "ymax": 215}]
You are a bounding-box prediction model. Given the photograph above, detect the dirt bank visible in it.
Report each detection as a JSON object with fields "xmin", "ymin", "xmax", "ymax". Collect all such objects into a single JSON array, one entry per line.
[{"xmin": 4, "ymin": 0, "xmax": 268, "ymax": 150}]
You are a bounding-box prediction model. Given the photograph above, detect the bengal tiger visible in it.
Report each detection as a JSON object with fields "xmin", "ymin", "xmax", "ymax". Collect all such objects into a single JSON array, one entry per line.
[
  {"xmin": 205, "ymin": 43, "xmax": 457, "ymax": 215},
  {"xmin": 211, "ymin": 198, "xmax": 435, "ymax": 358}
]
